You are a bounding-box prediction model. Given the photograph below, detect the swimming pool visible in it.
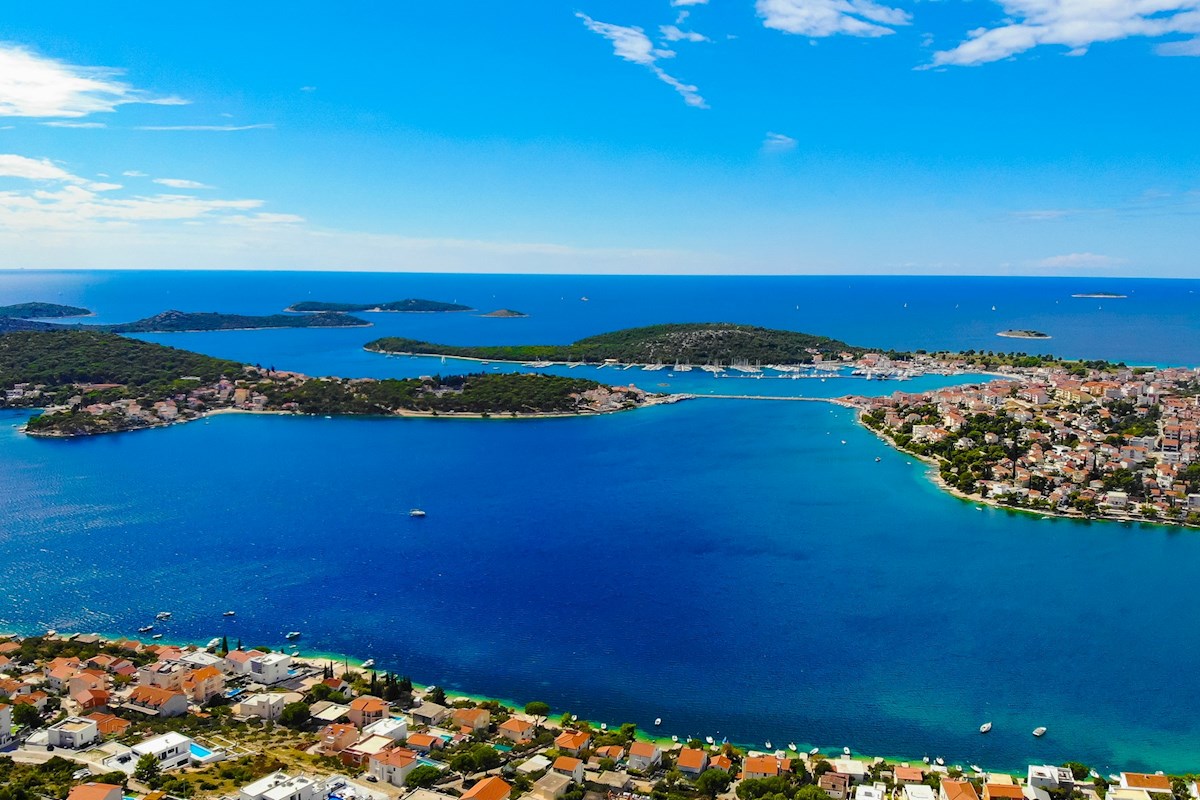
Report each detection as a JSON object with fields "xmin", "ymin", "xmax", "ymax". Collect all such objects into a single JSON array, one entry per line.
[{"xmin": 190, "ymin": 742, "xmax": 214, "ymax": 759}]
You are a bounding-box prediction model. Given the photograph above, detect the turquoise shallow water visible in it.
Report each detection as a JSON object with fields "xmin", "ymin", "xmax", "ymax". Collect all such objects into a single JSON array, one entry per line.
[{"xmin": 1, "ymin": 271, "xmax": 1199, "ymax": 773}]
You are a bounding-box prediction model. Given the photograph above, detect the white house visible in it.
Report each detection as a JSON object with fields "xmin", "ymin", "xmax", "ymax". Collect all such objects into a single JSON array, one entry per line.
[
  {"xmin": 248, "ymin": 653, "xmax": 293, "ymax": 685},
  {"xmin": 905, "ymin": 785, "xmax": 938, "ymax": 800},
  {"xmin": 368, "ymin": 748, "xmax": 418, "ymax": 788},
  {"xmin": 240, "ymin": 771, "xmax": 324, "ymax": 800},
  {"xmin": 363, "ymin": 717, "xmax": 408, "ymax": 741},
  {"xmin": 856, "ymin": 786, "xmax": 886, "ymax": 800},
  {"xmin": 1028, "ymin": 766, "xmax": 1074, "ymax": 791},
  {"xmin": 0, "ymin": 704, "xmax": 13, "ymax": 748},
  {"xmin": 132, "ymin": 732, "xmax": 193, "ymax": 771},
  {"xmin": 831, "ymin": 759, "xmax": 869, "ymax": 784},
  {"xmin": 46, "ymin": 717, "xmax": 99, "ymax": 750},
  {"xmin": 239, "ymin": 693, "xmax": 288, "ymax": 722}
]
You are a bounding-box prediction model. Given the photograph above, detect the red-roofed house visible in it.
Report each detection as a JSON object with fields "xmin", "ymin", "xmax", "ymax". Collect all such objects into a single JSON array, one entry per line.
[
  {"xmin": 676, "ymin": 748, "xmax": 708, "ymax": 775},
  {"xmin": 463, "ymin": 777, "xmax": 512, "ymax": 800},
  {"xmin": 499, "ymin": 717, "xmax": 535, "ymax": 743},
  {"xmin": 628, "ymin": 741, "xmax": 662, "ymax": 772},
  {"xmin": 554, "ymin": 730, "xmax": 591, "ymax": 755},
  {"xmin": 369, "ymin": 747, "xmax": 419, "ymax": 788}
]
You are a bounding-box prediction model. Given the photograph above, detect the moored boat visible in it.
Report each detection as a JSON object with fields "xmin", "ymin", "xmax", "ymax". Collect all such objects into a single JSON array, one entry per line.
[
  {"xmin": 410, "ymin": 508, "xmax": 426, "ymax": 517},
  {"xmin": 1033, "ymin": 727, "xmax": 1047, "ymax": 737},
  {"xmin": 980, "ymin": 722, "xmax": 992, "ymax": 733}
]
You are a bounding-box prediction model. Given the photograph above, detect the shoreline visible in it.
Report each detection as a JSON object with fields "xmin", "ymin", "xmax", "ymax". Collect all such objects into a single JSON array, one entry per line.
[
  {"xmin": 851, "ymin": 408, "xmax": 1200, "ymax": 531},
  {"xmin": 0, "ymin": 624, "xmax": 1034, "ymax": 776}
]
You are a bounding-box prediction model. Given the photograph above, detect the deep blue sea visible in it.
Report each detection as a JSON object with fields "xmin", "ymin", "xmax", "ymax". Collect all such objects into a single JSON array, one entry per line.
[{"xmin": 2, "ymin": 271, "xmax": 1199, "ymax": 773}]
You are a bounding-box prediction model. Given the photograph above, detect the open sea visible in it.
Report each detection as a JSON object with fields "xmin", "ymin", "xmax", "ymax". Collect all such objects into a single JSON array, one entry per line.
[{"xmin": 1, "ymin": 271, "xmax": 1199, "ymax": 773}]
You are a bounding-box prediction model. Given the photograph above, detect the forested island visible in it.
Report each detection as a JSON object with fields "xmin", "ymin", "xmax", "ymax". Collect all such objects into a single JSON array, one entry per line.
[
  {"xmin": 0, "ymin": 331, "xmax": 667, "ymax": 437},
  {"xmin": 367, "ymin": 323, "xmax": 863, "ymax": 365},
  {"xmin": 997, "ymin": 330, "xmax": 1051, "ymax": 339},
  {"xmin": 481, "ymin": 308, "xmax": 528, "ymax": 318},
  {"xmin": 0, "ymin": 302, "xmax": 92, "ymax": 318},
  {"xmin": 0, "ymin": 309, "xmax": 370, "ymax": 334},
  {"xmin": 286, "ymin": 299, "xmax": 473, "ymax": 313}
]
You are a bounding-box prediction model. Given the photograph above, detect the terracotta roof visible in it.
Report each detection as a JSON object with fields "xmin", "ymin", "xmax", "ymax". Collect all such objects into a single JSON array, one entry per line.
[
  {"xmin": 985, "ymin": 784, "xmax": 1025, "ymax": 799},
  {"xmin": 408, "ymin": 733, "xmax": 441, "ymax": 748},
  {"xmin": 744, "ymin": 756, "xmax": 781, "ymax": 776},
  {"xmin": 629, "ymin": 741, "xmax": 659, "ymax": 758},
  {"xmin": 350, "ymin": 695, "xmax": 388, "ymax": 712},
  {"xmin": 942, "ymin": 781, "xmax": 980, "ymax": 800},
  {"xmin": 677, "ymin": 748, "xmax": 707, "ymax": 770},
  {"xmin": 463, "ymin": 777, "xmax": 512, "ymax": 800},
  {"xmin": 554, "ymin": 730, "xmax": 591, "ymax": 750},
  {"xmin": 452, "ymin": 707, "xmax": 491, "ymax": 726},
  {"xmin": 554, "ymin": 756, "xmax": 583, "ymax": 772},
  {"xmin": 895, "ymin": 767, "xmax": 925, "ymax": 782},
  {"xmin": 67, "ymin": 785, "xmax": 122, "ymax": 800},
  {"xmin": 595, "ymin": 745, "xmax": 626, "ymax": 760},
  {"xmin": 129, "ymin": 685, "xmax": 182, "ymax": 706},
  {"xmin": 84, "ymin": 712, "xmax": 130, "ymax": 736},
  {"xmin": 500, "ymin": 717, "xmax": 533, "ymax": 732},
  {"xmin": 1123, "ymin": 775, "xmax": 1173, "ymax": 792},
  {"xmin": 373, "ymin": 748, "xmax": 417, "ymax": 768}
]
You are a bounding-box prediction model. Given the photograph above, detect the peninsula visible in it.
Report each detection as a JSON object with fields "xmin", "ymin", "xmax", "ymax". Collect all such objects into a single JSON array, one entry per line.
[
  {"xmin": 286, "ymin": 298, "xmax": 473, "ymax": 313},
  {"xmin": 996, "ymin": 330, "xmax": 1051, "ymax": 339},
  {"xmin": 0, "ymin": 301, "xmax": 93, "ymax": 318},
  {"xmin": 367, "ymin": 322, "xmax": 863, "ymax": 365},
  {"xmin": 0, "ymin": 330, "xmax": 669, "ymax": 437}
]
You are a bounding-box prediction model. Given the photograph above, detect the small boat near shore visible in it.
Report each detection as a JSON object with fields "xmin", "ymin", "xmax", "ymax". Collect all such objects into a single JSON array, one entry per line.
[
  {"xmin": 1033, "ymin": 726, "xmax": 1047, "ymax": 737},
  {"xmin": 138, "ymin": 625, "xmax": 154, "ymax": 633},
  {"xmin": 361, "ymin": 659, "xmax": 375, "ymax": 669},
  {"xmin": 979, "ymin": 722, "xmax": 992, "ymax": 733},
  {"xmin": 286, "ymin": 631, "xmax": 301, "ymax": 640},
  {"xmin": 151, "ymin": 633, "xmax": 163, "ymax": 639},
  {"xmin": 843, "ymin": 746, "xmax": 851, "ymax": 755},
  {"xmin": 809, "ymin": 747, "xmax": 820, "ymax": 756},
  {"xmin": 788, "ymin": 743, "xmax": 797, "ymax": 752},
  {"xmin": 971, "ymin": 765, "xmax": 984, "ymax": 774},
  {"xmin": 155, "ymin": 611, "xmax": 172, "ymax": 620}
]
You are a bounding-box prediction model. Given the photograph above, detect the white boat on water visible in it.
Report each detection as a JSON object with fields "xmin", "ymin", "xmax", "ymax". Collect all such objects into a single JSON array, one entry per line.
[
  {"xmin": 980, "ymin": 722, "xmax": 992, "ymax": 733},
  {"xmin": 151, "ymin": 633, "xmax": 163, "ymax": 639},
  {"xmin": 409, "ymin": 508, "xmax": 426, "ymax": 518},
  {"xmin": 671, "ymin": 735, "xmax": 679, "ymax": 743},
  {"xmin": 286, "ymin": 631, "xmax": 301, "ymax": 640},
  {"xmin": 1032, "ymin": 727, "xmax": 1047, "ymax": 737},
  {"xmin": 788, "ymin": 743, "xmax": 797, "ymax": 752},
  {"xmin": 361, "ymin": 659, "xmax": 375, "ymax": 669},
  {"xmin": 138, "ymin": 625, "xmax": 154, "ymax": 633},
  {"xmin": 809, "ymin": 747, "xmax": 820, "ymax": 756},
  {"xmin": 843, "ymin": 746, "xmax": 851, "ymax": 756},
  {"xmin": 936, "ymin": 758, "xmax": 945, "ymax": 766},
  {"xmin": 971, "ymin": 765, "xmax": 984, "ymax": 774},
  {"xmin": 223, "ymin": 610, "xmax": 236, "ymax": 616},
  {"xmin": 207, "ymin": 637, "xmax": 221, "ymax": 649},
  {"xmin": 655, "ymin": 718, "xmax": 662, "ymax": 726},
  {"xmin": 156, "ymin": 611, "xmax": 172, "ymax": 620},
  {"xmin": 1089, "ymin": 770, "xmax": 1100, "ymax": 780},
  {"xmin": 765, "ymin": 741, "xmax": 772, "ymax": 749},
  {"xmin": 705, "ymin": 736, "xmax": 714, "ymax": 745},
  {"xmin": 923, "ymin": 757, "xmax": 930, "ymax": 764}
]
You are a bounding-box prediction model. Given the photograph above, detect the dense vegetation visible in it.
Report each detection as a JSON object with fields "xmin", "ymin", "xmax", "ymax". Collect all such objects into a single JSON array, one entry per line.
[
  {"xmin": 260, "ymin": 372, "xmax": 609, "ymax": 415},
  {"xmin": 369, "ymin": 323, "xmax": 862, "ymax": 364},
  {"xmin": 287, "ymin": 298, "xmax": 472, "ymax": 312},
  {"xmin": 105, "ymin": 310, "xmax": 369, "ymax": 332},
  {"xmin": 908, "ymin": 349, "xmax": 1124, "ymax": 374},
  {"xmin": 0, "ymin": 302, "xmax": 91, "ymax": 318},
  {"xmin": 0, "ymin": 331, "xmax": 242, "ymax": 389}
]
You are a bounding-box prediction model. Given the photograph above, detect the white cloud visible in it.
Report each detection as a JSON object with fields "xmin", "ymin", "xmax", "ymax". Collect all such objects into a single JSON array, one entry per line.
[
  {"xmin": 1034, "ymin": 252, "xmax": 1125, "ymax": 269},
  {"xmin": 122, "ymin": 170, "xmax": 148, "ymax": 177},
  {"xmin": 134, "ymin": 123, "xmax": 274, "ymax": 131},
  {"xmin": 0, "ymin": 43, "xmax": 186, "ymax": 118},
  {"xmin": 576, "ymin": 13, "xmax": 708, "ymax": 108},
  {"xmin": 932, "ymin": 0, "xmax": 1200, "ymax": 67},
  {"xmin": 153, "ymin": 178, "xmax": 214, "ymax": 189},
  {"xmin": 660, "ymin": 25, "xmax": 711, "ymax": 42},
  {"xmin": 1157, "ymin": 36, "xmax": 1200, "ymax": 55},
  {"xmin": 763, "ymin": 131, "xmax": 798, "ymax": 153},
  {"xmin": 672, "ymin": 0, "xmax": 709, "ymax": 5},
  {"xmin": 0, "ymin": 154, "xmax": 81, "ymax": 183},
  {"xmin": 40, "ymin": 121, "xmax": 107, "ymax": 129},
  {"xmin": 757, "ymin": 0, "xmax": 911, "ymax": 38}
]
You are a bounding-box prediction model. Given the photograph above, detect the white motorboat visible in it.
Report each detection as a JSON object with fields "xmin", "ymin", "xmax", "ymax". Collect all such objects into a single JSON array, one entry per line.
[
  {"xmin": 972, "ymin": 765, "xmax": 984, "ymax": 774},
  {"xmin": 809, "ymin": 747, "xmax": 820, "ymax": 756},
  {"xmin": 843, "ymin": 747, "xmax": 851, "ymax": 756},
  {"xmin": 156, "ymin": 611, "xmax": 172, "ymax": 620},
  {"xmin": 788, "ymin": 743, "xmax": 797, "ymax": 752},
  {"xmin": 705, "ymin": 736, "xmax": 714, "ymax": 745},
  {"xmin": 1033, "ymin": 727, "xmax": 1047, "ymax": 737},
  {"xmin": 410, "ymin": 509, "xmax": 426, "ymax": 518},
  {"xmin": 138, "ymin": 625, "xmax": 154, "ymax": 633},
  {"xmin": 361, "ymin": 659, "xmax": 375, "ymax": 669},
  {"xmin": 286, "ymin": 631, "xmax": 301, "ymax": 640},
  {"xmin": 936, "ymin": 758, "xmax": 945, "ymax": 766},
  {"xmin": 654, "ymin": 718, "xmax": 662, "ymax": 726},
  {"xmin": 980, "ymin": 722, "xmax": 992, "ymax": 733},
  {"xmin": 223, "ymin": 610, "xmax": 236, "ymax": 616}
]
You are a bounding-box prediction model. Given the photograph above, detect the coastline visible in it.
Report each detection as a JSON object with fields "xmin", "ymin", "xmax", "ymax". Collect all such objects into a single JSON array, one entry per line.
[{"xmin": 851, "ymin": 408, "xmax": 1200, "ymax": 531}]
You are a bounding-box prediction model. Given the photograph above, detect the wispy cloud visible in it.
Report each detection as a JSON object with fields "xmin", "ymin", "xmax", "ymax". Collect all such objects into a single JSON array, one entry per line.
[
  {"xmin": 576, "ymin": 13, "xmax": 708, "ymax": 108},
  {"xmin": 762, "ymin": 131, "xmax": 798, "ymax": 153},
  {"xmin": 0, "ymin": 43, "xmax": 186, "ymax": 118},
  {"xmin": 1034, "ymin": 252, "xmax": 1125, "ymax": 269},
  {"xmin": 757, "ymin": 0, "xmax": 911, "ymax": 38},
  {"xmin": 40, "ymin": 121, "xmax": 108, "ymax": 129},
  {"xmin": 671, "ymin": 0, "xmax": 709, "ymax": 5},
  {"xmin": 122, "ymin": 170, "xmax": 148, "ymax": 178},
  {"xmin": 1157, "ymin": 37, "xmax": 1200, "ymax": 56},
  {"xmin": 153, "ymin": 178, "xmax": 213, "ymax": 190},
  {"xmin": 660, "ymin": 25, "xmax": 711, "ymax": 43},
  {"xmin": 932, "ymin": 0, "xmax": 1200, "ymax": 67},
  {"xmin": 134, "ymin": 123, "xmax": 274, "ymax": 132},
  {"xmin": 0, "ymin": 153, "xmax": 119, "ymax": 191}
]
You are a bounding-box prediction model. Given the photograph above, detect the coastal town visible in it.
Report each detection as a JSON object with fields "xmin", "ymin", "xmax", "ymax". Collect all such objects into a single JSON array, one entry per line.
[
  {"xmin": 844, "ymin": 353, "xmax": 1200, "ymax": 526},
  {"xmin": 1, "ymin": 631, "xmax": 1196, "ymax": 800}
]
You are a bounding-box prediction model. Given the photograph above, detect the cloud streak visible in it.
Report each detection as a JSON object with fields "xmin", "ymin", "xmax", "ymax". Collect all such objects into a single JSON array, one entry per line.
[
  {"xmin": 757, "ymin": 0, "xmax": 911, "ymax": 38},
  {"xmin": 134, "ymin": 123, "xmax": 274, "ymax": 132},
  {"xmin": 0, "ymin": 43, "xmax": 186, "ymax": 118},
  {"xmin": 576, "ymin": 13, "xmax": 708, "ymax": 108},
  {"xmin": 153, "ymin": 178, "xmax": 214, "ymax": 189},
  {"xmin": 932, "ymin": 0, "xmax": 1200, "ymax": 66}
]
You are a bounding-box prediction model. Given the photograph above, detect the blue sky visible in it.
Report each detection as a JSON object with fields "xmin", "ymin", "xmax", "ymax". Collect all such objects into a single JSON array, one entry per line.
[{"xmin": 0, "ymin": 1, "xmax": 1197, "ymax": 275}]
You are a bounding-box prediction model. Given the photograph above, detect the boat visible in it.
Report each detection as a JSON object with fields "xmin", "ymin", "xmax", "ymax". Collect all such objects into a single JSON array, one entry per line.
[
  {"xmin": 654, "ymin": 718, "xmax": 662, "ymax": 726},
  {"xmin": 361, "ymin": 659, "xmax": 375, "ymax": 669},
  {"xmin": 843, "ymin": 746, "xmax": 851, "ymax": 755},
  {"xmin": 151, "ymin": 633, "xmax": 163, "ymax": 639},
  {"xmin": 874, "ymin": 457, "xmax": 881, "ymax": 462},
  {"xmin": 600, "ymin": 723, "xmax": 608, "ymax": 731},
  {"xmin": 1089, "ymin": 770, "xmax": 1100, "ymax": 780},
  {"xmin": 923, "ymin": 757, "xmax": 930, "ymax": 764},
  {"xmin": 409, "ymin": 509, "xmax": 426, "ymax": 518},
  {"xmin": 223, "ymin": 610, "xmax": 236, "ymax": 616},
  {"xmin": 155, "ymin": 611, "xmax": 172, "ymax": 620},
  {"xmin": 971, "ymin": 765, "xmax": 983, "ymax": 774},
  {"xmin": 580, "ymin": 296, "xmax": 589, "ymax": 302},
  {"xmin": 1032, "ymin": 727, "xmax": 1047, "ymax": 737},
  {"xmin": 705, "ymin": 736, "xmax": 714, "ymax": 745},
  {"xmin": 809, "ymin": 748, "xmax": 820, "ymax": 756},
  {"xmin": 671, "ymin": 735, "xmax": 679, "ymax": 743},
  {"xmin": 206, "ymin": 637, "xmax": 221, "ymax": 649},
  {"xmin": 1108, "ymin": 775, "xmax": 1120, "ymax": 783},
  {"xmin": 936, "ymin": 758, "xmax": 945, "ymax": 766},
  {"xmin": 979, "ymin": 722, "xmax": 992, "ymax": 733},
  {"xmin": 286, "ymin": 631, "xmax": 301, "ymax": 640},
  {"xmin": 841, "ymin": 440, "xmax": 847, "ymax": 445},
  {"xmin": 788, "ymin": 743, "xmax": 797, "ymax": 752},
  {"xmin": 138, "ymin": 625, "xmax": 154, "ymax": 633}
]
